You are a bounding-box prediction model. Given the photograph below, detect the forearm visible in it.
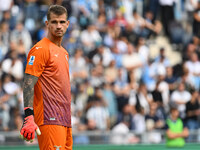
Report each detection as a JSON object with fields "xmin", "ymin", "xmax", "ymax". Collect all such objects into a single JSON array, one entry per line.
[
  {"xmin": 23, "ymin": 73, "xmax": 38, "ymax": 108},
  {"xmin": 175, "ymin": 101, "xmax": 186, "ymax": 105},
  {"xmin": 167, "ymin": 128, "xmax": 189, "ymax": 139},
  {"xmin": 20, "ymin": 74, "xmax": 41, "ymax": 142},
  {"xmin": 187, "ymin": 110, "xmax": 197, "ymax": 117},
  {"xmin": 167, "ymin": 131, "xmax": 183, "ymax": 139}
]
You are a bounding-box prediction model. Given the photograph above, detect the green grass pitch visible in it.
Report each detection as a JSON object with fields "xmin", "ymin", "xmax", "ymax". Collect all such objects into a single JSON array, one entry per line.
[{"xmin": 0, "ymin": 144, "xmax": 200, "ymax": 150}]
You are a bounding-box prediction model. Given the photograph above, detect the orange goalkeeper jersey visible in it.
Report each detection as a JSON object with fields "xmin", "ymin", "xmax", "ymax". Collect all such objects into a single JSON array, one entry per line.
[{"xmin": 25, "ymin": 37, "xmax": 71, "ymax": 127}]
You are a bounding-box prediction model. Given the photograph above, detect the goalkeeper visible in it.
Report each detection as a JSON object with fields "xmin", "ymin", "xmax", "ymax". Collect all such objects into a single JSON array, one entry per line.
[{"xmin": 20, "ymin": 5, "xmax": 73, "ymax": 150}]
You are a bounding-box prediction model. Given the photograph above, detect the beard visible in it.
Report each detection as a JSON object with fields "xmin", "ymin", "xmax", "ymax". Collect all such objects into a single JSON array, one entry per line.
[
  {"xmin": 55, "ymin": 31, "xmax": 64, "ymax": 37},
  {"xmin": 52, "ymin": 29, "xmax": 66, "ymax": 37}
]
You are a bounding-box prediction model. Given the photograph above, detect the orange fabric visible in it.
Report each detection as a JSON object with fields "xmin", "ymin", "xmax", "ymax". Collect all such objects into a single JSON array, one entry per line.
[
  {"xmin": 37, "ymin": 125, "xmax": 73, "ymax": 150},
  {"xmin": 25, "ymin": 37, "xmax": 71, "ymax": 127}
]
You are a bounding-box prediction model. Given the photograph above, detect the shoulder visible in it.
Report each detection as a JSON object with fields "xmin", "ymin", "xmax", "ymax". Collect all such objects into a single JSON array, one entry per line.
[
  {"xmin": 28, "ymin": 38, "xmax": 50, "ymax": 55},
  {"xmin": 61, "ymin": 47, "xmax": 69, "ymax": 55}
]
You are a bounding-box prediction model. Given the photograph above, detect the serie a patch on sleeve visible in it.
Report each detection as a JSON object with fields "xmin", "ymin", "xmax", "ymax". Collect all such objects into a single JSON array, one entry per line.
[{"xmin": 28, "ymin": 56, "xmax": 35, "ymax": 65}]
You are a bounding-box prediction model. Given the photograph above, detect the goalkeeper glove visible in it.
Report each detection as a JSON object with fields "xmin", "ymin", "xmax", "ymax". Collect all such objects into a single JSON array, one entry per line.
[{"xmin": 20, "ymin": 107, "xmax": 41, "ymax": 142}]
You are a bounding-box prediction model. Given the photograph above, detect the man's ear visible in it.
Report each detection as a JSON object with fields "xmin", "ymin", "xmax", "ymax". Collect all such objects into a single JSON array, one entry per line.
[
  {"xmin": 66, "ymin": 20, "xmax": 70, "ymax": 28},
  {"xmin": 45, "ymin": 20, "xmax": 48, "ymax": 27}
]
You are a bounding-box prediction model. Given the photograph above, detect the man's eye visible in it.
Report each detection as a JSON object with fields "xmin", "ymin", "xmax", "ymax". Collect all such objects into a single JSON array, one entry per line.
[
  {"xmin": 60, "ymin": 21, "xmax": 66, "ymax": 24},
  {"xmin": 51, "ymin": 21, "xmax": 57, "ymax": 24}
]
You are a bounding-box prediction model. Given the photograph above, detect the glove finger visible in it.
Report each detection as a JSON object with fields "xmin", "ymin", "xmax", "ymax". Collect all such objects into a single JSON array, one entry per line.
[
  {"xmin": 23, "ymin": 136, "xmax": 28, "ymax": 141},
  {"xmin": 29, "ymin": 139, "xmax": 34, "ymax": 143},
  {"xmin": 32, "ymin": 132, "xmax": 35, "ymax": 140},
  {"xmin": 20, "ymin": 132, "xmax": 27, "ymax": 140},
  {"xmin": 20, "ymin": 128, "xmax": 25, "ymax": 136},
  {"xmin": 23, "ymin": 130, "xmax": 28, "ymax": 139},
  {"xmin": 29, "ymin": 132, "xmax": 35, "ymax": 141},
  {"xmin": 36, "ymin": 128, "xmax": 41, "ymax": 135},
  {"xmin": 19, "ymin": 134, "xmax": 24, "ymax": 139},
  {"xmin": 26, "ymin": 132, "xmax": 32, "ymax": 140}
]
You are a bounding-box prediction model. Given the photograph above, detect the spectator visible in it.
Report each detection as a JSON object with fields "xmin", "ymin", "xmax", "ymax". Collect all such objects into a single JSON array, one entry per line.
[
  {"xmin": 151, "ymin": 81, "xmax": 167, "ymax": 122},
  {"xmin": 104, "ymin": 60, "xmax": 118, "ymax": 83},
  {"xmin": 114, "ymin": 67, "xmax": 130, "ymax": 112},
  {"xmin": 130, "ymin": 10, "xmax": 146, "ymax": 37},
  {"xmin": 159, "ymin": 0, "xmax": 175, "ymax": 36},
  {"xmin": 23, "ymin": 0, "xmax": 39, "ymax": 35},
  {"xmin": 103, "ymin": 26, "xmax": 115, "ymax": 48},
  {"xmin": 10, "ymin": 22, "xmax": 32, "ymax": 54},
  {"xmin": 2, "ymin": 73, "xmax": 20, "ymax": 109},
  {"xmin": 1, "ymin": 50, "xmax": 23, "ymax": 81},
  {"xmin": 0, "ymin": 80, "xmax": 10, "ymax": 131},
  {"xmin": 102, "ymin": 82, "xmax": 117, "ymax": 127},
  {"xmin": 116, "ymin": 104, "xmax": 134, "ymax": 130},
  {"xmin": 132, "ymin": 106, "xmax": 146, "ymax": 134},
  {"xmin": 122, "ymin": 42, "xmax": 143, "ymax": 83},
  {"xmin": 184, "ymin": 52, "xmax": 200, "ymax": 91},
  {"xmin": 89, "ymin": 64, "xmax": 104, "ymax": 88},
  {"xmin": 185, "ymin": 0, "xmax": 198, "ymax": 23},
  {"xmin": 0, "ymin": 0, "xmax": 13, "ymax": 12},
  {"xmin": 77, "ymin": 0, "xmax": 98, "ymax": 29},
  {"xmin": 135, "ymin": 37, "xmax": 149, "ymax": 66},
  {"xmin": 86, "ymin": 95, "xmax": 110, "ymax": 131},
  {"xmin": 0, "ymin": 22, "xmax": 10, "ymax": 60},
  {"xmin": 95, "ymin": 12, "xmax": 107, "ymax": 38},
  {"xmin": 108, "ymin": 9, "xmax": 128, "ymax": 29},
  {"xmin": 185, "ymin": 89, "xmax": 200, "ymax": 142},
  {"xmin": 142, "ymin": 58, "xmax": 157, "ymax": 91},
  {"xmin": 145, "ymin": 102, "xmax": 164, "ymax": 143},
  {"xmin": 129, "ymin": 82, "xmax": 152, "ymax": 115},
  {"xmin": 74, "ymin": 82, "xmax": 89, "ymax": 120},
  {"xmin": 111, "ymin": 45, "xmax": 123, "ymax": 68},
  {"xmin": 141, "ymin": 10, "xmax": 162, "ymax": 38},
  {"xmin": 121, "ymin": 24, "xmax": 137, "ymax": 44},
  {"xmin": 151, "ymin": 81, "xmax": 163, "ymax": 104},
  {"xmin": 179, "ymin": 65, "xmax": 196, "ymax": 92},
  {"xmin": 69, "ymin": 49, "xmax": 88, "ymax": 84},
  {"xmin": 80, "ymin": 24, "xmax": 102, "ymax": 55},
  {"xmin": 171, "ymin": 82, "xmax": 191, "ymax": 119},
  {"xmin": 166, "ymin": 106, "xmax": 189, "ymax": 147},
  {"xmin": 165, "ymin": 66, "xmax": 177, "ymax": 94},
  {"xmin": 92, "ymin": 45, "xmax": 113, "ymax": 67},
  {"xmin": 154, "ymin": 47, "xmax": 170, "ymax": 67},
  {"xmin": 110, "ymin": 114, "xmax": 140, "ymax": 144},
  {"xmin": 115, "ymin": 36, "xmax": 128, "ymax": 54},
  {"xmin": 157, "ymin": 69, "xmax": 170, "ymax": 112},
  {"xmin": 193, "ymin": 1, "xmax": 200, "ymax": 38}
]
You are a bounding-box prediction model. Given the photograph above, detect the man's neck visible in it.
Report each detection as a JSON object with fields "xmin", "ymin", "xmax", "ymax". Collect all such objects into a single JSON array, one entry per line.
[
  {"xmin": 47, "ymin": 33, "xmax": 62, "ymax": 47},
  {"xmin": 170, "ymin": 115, "xmax": 177, "ymax": 122}
]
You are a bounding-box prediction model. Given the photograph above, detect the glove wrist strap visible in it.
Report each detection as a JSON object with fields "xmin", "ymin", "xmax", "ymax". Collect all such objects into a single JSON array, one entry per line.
[{"xmin": 24, "ymin": 107, "xmax": 34, "ymax": 117}]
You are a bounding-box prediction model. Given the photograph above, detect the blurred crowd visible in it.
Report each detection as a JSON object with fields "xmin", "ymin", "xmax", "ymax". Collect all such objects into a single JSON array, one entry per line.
[{"xmin": 0, "ymin": 0, "xmax": 200, "ymax": 144}]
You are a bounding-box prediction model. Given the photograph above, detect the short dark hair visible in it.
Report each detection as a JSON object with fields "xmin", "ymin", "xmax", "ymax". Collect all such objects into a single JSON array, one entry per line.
[{"xmin": 47, "ymin": 5, "xmax": 68, "ymax": 21}]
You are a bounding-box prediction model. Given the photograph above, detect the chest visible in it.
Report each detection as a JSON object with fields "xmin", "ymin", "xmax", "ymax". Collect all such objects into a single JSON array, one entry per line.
[
  {"xmin": 168, "ymin": 119, "xmax": 183, "ymax": 132},
  {"xmin": 48, "ymin": 47, "xmax": 69, "ymax": 71}
]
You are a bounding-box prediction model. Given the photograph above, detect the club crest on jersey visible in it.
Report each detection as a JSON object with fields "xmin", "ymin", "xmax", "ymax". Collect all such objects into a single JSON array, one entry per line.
[
  {"xmin": 65, "ymin": 55, "xmax": 68, "ymax": 62},
  {"xmin": 28, "ymin": 56, "xmax": 35, "ymax": 65},
  {"xmin": 54, "ymin": 146, "xmax": 61, "ymax": 150}
]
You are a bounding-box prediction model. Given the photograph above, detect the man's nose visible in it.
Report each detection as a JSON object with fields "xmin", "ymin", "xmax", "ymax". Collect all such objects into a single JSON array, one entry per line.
[{"xmin": 57, "ymin": 23, "xmax": 62, "ymax": 29}]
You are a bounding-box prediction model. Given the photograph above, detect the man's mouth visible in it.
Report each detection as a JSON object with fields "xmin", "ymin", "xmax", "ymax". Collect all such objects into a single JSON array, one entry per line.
[{"xmin": 56, "ymin": 30, "xmax": 62, "ymax": 33}]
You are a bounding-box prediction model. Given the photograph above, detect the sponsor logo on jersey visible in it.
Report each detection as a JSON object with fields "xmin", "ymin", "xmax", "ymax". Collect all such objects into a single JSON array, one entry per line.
[
  {"xmin": 35, "ymin": 46, "xmax": 42, "ymax": 49},
  {"xmin": 28, "ymin": 56, "xmax": 35, "ymax": 65},
  {"xmin": 54, "ymin": 146, "xmax": 61, "ymax": 150},
  {"xmin": 50, "ymin": 117, "xmax": 56, "ymax": 121}
]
